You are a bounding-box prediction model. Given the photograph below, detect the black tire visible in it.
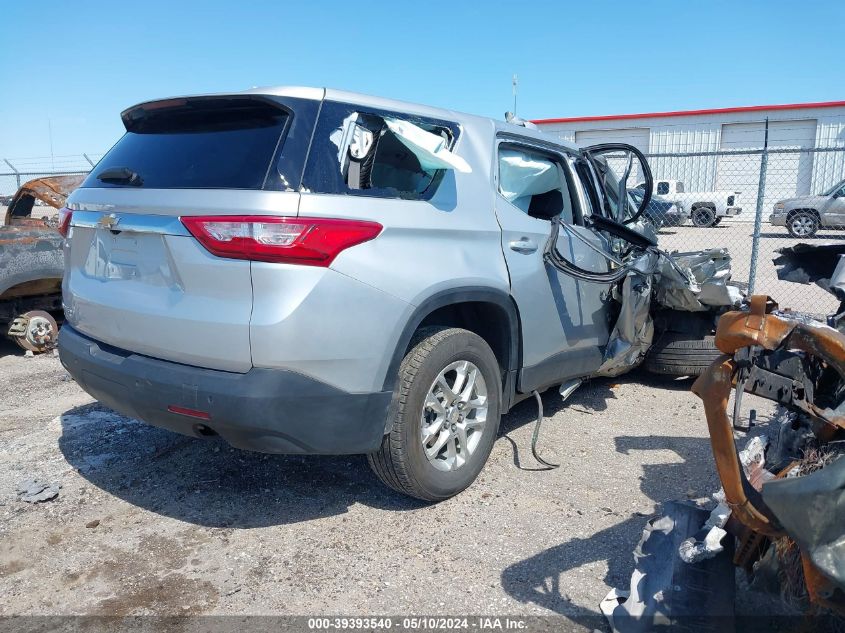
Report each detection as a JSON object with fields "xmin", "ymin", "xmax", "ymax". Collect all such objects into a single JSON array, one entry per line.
[
  {"xmin": 367, "ymin": 326, "xmax": 501, "ymax": 501},
  {"xmin": 691, "ymin": 206, "xmax": 717, "ymax": 228},
  {"xmin": 643, "ymin": 333, "xmax": 721, "ymax": 377},
  {"xmin": 786, "ymin": 210, "xmax": 819, "ymax": 238},
  {"xmin": 713, "ymin": 217, "xmax": 722, "ymax": 226}
]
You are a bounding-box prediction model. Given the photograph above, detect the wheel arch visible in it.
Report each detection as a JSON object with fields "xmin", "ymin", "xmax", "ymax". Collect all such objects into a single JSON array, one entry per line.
[
  {"xmin": 786, "ymin": 207, "xmax": 820, "ymax": 219},
  {"xmin": 0, "ymin": 275, "xmax": 62, "ymax": 300},
  {"xmin": 381, "ymin": 287, "xmax": 522, "ymax": 417}
]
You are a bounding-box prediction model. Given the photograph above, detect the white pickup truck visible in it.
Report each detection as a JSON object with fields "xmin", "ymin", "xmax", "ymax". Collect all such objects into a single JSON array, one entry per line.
[{"xmin": 636, "ymin": 179, "xmax": 742, "ymax": 228}]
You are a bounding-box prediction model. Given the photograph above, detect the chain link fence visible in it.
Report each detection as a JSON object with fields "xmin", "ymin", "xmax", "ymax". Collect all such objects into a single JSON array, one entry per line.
[
  {"xmin": 3, "ymin": 146, "xmax": 844, "ymax": 315},
  {"xmin": 0, "ymin": 154, "xmax": 102, "ymax": 198},
  {"xmin": 639, "ymin": 145, "xmax": 845, "ymax": 317}
]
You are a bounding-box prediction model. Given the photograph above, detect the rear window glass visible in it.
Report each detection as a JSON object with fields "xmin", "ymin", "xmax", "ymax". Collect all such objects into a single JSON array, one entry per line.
[
  {"xmin": 83, "ymin": 99, "xmax": 289, "ymax": 190},
  {"xmin": 302, "ymin": 101, "xmax": 460, "ymax": 201}
]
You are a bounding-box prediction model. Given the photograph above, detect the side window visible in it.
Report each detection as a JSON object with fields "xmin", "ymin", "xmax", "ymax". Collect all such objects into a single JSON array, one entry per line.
[
  {"xmin": 497, "ymin": 145, "xmax": 575, "ymax": 224},
  {"xmin": 676, "ymin": 181, "xmax": 685, "ymax": 193},
  {"xmin": 656, "ymin": 181, "xmax": 670, "ymax": 195},
  {"xmin": 302, "ymin": 101, "xmax": 460, "ymax": 201}
]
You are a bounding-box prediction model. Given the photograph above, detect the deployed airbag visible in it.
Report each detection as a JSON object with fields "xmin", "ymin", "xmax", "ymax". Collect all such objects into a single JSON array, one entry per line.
[
  {"xmin": 383, "ymin": 118, "xmax": 471, "ymax": 174},
  {"xmin": 498, "ymin": 149, "xmax": 560, "ymax": 210}
]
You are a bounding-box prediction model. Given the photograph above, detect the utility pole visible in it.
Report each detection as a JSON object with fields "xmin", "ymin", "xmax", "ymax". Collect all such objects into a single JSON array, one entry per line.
[
  {"xmin": 748, "ymin": 117, "xmax": 769, "ymax": 295},
  {"xmin": 48, "ymin": 118, "xmax": 55, "ymax": 170}
]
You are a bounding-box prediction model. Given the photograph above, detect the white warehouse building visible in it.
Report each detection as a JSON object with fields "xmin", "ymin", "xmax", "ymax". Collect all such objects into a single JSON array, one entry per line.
[{"xmin": 532, "ymin": 101, "xmax": 845, "ymax": 220}]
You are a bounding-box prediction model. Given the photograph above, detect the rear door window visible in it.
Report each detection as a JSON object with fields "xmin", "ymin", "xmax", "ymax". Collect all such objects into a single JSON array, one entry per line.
[
  {"xmin": 302, "ymin": 102, "xmax": 461, "ymax": 201},
  {"xmin": 83, "ymin": 98, "xmax": 291, "ymax": 190}
]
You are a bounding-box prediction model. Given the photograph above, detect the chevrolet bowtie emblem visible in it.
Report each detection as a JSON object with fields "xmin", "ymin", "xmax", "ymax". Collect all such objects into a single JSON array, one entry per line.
[{"xmin": 98, "ymin": 213, "xmax": 120, "ymax": 229}]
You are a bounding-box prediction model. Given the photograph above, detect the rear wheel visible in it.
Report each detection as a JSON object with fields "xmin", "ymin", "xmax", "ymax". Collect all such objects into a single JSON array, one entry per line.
[
  {"xmin": 367, "ymin": 327, "xmax": 501, "ymax": 501},
  {"xmin": 691, "ymin": 206, "xmax": 717, "ymax": 228},
  {"xmin": 787, "ymin": 211, "xmax": 819, "ymax": 238},
  {"xmin": 643, "ymin": 333, "xmax": 721, "ymax": 377}
]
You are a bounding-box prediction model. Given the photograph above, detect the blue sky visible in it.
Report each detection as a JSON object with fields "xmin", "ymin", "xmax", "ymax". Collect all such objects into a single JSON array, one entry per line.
[{"xmin": 1, "ymin": 0, "xmax": 842, "ymax": 161}]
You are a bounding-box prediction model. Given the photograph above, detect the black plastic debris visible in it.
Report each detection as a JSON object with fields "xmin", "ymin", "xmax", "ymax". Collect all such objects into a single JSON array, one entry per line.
[
  {"xmin": 773, "ymin": 242, "xmax": 845, "ymax": 302},
  {"xmin": 601, "ymin": 501, "xmax": 736, "ymax": 632},
  {"xmin": 763, "ymin": 455, "xmax": 845, "ymax": 591}
]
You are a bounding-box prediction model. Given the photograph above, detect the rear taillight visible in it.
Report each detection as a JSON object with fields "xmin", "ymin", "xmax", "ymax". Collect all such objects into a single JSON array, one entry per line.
[
  {"xmin": 180, "ymin": 216, "xmax": 382, "ymax": 267},
  {"xmin": 58, "ymin": 207, "xmax": 73, "ymax": 237}
]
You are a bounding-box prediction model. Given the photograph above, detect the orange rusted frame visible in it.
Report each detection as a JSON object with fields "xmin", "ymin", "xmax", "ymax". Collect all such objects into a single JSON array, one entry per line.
[
  {"xmin": 692, "ymin": 355, "xmax": 785, "ymax": 537},
  {"xmin": 692, "ymin": 295, "xmax": 845, "ymax": 537},
  {"xmin": 693, "ymin": 295, "xmax": 845, "ymax": 614}
]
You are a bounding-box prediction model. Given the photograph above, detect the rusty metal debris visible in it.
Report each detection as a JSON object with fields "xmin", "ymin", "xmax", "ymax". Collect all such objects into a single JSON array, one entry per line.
[
  {"xmin": 1, "ymin": 175, "xmax": 81, "ymax": 353},
  {"xmin": 692, "ymin": 291, "xmax": 845, "ymax": 616},
  {"xmin": 4, "ymin": 174, "xmax": 84, "ymax": 226}
]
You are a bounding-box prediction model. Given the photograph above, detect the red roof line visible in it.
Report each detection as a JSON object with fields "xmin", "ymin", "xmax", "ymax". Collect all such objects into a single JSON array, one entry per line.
[{"xmin": 531, "ymin": 100, "xmax": 845, "ymax": 125}]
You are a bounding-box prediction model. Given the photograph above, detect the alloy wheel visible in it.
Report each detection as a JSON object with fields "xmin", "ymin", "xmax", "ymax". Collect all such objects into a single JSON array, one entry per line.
[
  {"xmin": 420, "ymin": 360, "xmax": 488, "ymax": 472},
  {"xmin": 790, "ymin": 214, "xmax": 816, "ymax": 237}
]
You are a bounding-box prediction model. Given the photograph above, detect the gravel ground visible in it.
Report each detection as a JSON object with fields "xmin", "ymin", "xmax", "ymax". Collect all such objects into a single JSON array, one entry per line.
[{"xmin": 0, "ymin": 336, "xmax": 788, "ymax": 625}]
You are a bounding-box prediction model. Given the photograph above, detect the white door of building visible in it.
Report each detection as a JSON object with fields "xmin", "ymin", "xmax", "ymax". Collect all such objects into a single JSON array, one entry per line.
[{"xmin": 717, "ymin": 120, "xmax": 817, "ymax": 219}]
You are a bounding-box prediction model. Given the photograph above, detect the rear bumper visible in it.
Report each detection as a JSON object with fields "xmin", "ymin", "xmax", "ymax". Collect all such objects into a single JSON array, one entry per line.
[
  {"xmin": 58, "ymin": 325, "xmax": 392, "ymax": 454},
  {"xmin": 723, "ymin": 207, "xmax": 742, "ymax": 217}
]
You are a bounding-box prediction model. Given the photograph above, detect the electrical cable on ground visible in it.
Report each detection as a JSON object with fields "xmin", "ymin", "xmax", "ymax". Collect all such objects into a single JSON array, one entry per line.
[{"xmin": 531, "ymin": 390, "xmax": 559, "ymax": 470}]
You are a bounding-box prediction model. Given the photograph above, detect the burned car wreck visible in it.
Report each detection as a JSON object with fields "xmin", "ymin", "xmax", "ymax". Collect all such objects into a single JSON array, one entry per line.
[
  {"xmin": 1, "ymin": 175, "xmax": 82, "ymax": 352},
  {"xmin": 601, "ymin": 242, "xmax": 845, "ymax": 630},
  {"xmin": 694, "ymin": 292, "xmax": 845, "ymax": 617}
]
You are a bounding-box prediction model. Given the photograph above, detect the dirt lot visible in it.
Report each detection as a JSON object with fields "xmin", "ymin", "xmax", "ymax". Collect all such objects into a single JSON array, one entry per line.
[{"xmin": 0, "ymin": 335, "xmax": 788, "ymax": 625}]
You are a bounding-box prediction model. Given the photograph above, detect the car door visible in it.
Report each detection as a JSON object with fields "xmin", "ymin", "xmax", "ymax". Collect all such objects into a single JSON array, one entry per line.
[
  {"xmin": 826, "ymin": 183, "xmax": 845, "ymax": 226},
  {"xmin": 494, "ymin": 138, "xmax": 614, "ymax": 392}
]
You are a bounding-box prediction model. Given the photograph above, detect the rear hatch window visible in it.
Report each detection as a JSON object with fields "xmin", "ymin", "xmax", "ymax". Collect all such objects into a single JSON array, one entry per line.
[{"xmin": 82, "ymin": 98, "xmax": 289, "ymax": 190}]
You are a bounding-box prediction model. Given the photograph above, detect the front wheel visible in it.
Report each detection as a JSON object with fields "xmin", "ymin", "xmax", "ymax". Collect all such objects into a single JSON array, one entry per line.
[
  {"xmin": 367, "ymin": 327, "xmax": 501, "ymax": 501},
  {"xmin": 691, "ymin": 206, "xmax": 717, "ymax": 228},
  {"xmin": 787, "ymin": 211, "xmax": 819, "ymax": 238}
]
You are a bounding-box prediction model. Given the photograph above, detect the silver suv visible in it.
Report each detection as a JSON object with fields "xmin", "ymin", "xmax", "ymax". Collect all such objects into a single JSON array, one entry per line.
[
  {"xmin": 770, "ymin": 178, "xmax": 845, "ymax": 237},
  {"xmin": 58, "ymin": 86, "xmax": 654, "ymax": 500}
]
